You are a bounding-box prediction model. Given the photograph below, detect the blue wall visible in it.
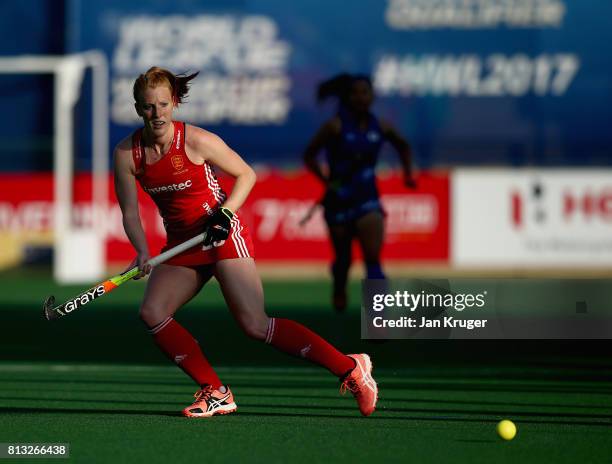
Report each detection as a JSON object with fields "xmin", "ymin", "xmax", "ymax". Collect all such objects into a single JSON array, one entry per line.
[
  {"xmin": 0, "ymin": 0, "xmax": 65, "ymax": 170},
  {"xmin": 1, "ymin": 1, "xmax": 611, "ymax": 170}
]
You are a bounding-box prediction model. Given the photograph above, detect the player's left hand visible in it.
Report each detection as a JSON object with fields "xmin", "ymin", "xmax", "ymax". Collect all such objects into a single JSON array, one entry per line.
[
  {"xmin": 203, "ymin": 207, "xmax": 233, "ymax": 246},
  {"xmin": 125, "ymin": 252, "xmax": 151, "ymax": 280}
]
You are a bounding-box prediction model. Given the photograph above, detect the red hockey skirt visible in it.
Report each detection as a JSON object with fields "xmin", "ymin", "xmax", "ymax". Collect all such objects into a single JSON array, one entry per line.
[{"xmin": 162, "ymin": 215, "xmax": 255, "ymax": 267}]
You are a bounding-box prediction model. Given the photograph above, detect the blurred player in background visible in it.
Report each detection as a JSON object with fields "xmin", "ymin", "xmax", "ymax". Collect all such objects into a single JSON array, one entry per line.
[
  {"xmin": 113, "ymin": 67, "xmax": 377, "ymax": 418},
  {"xmin": 303, "ymin": 73, "xmax": 416, "ymax": 312}
]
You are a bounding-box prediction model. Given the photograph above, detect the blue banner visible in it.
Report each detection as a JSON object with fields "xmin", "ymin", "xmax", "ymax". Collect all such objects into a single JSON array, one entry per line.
[{"xmin": 62, "ymin": 0, "xmax": 612, "ymax": 168}]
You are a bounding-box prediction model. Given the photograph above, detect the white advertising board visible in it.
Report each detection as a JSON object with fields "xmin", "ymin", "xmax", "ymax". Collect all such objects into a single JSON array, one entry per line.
[{"xmin": 453, "ymin": 169, "xmax": 612, "ymax": 267}]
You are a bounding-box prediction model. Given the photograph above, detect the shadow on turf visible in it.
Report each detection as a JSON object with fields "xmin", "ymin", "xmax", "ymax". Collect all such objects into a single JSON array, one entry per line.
[
  {"xmin": 215, "ymin": 403, "xmax": 612, "ymax": 422},
  {"xmin": 4, "ymin": 394, "xmax": 612, "ymax": 423},
  {"xmin": 3, "ymin": 376, "xmax": 612, "ymax": 397},
  {"xmin": 3, "ymin": 406, "xmax": 612, "ymax": 427},
  {"xmin": 0, "ymin": 406, "xmax": 383, "ymax": 421},
  {"xmin": 236, "ymin": 392, "xmax": 612, "ymax": 411},
  {"xmin": 0, "ymin": 406, "xmax": 180, "ymax": 418},
  {"xmin": 4, "ymin": 386, "xmax": 612, "ymax": 413},
  {"xmin": 7, "ymin": 384, "xmax": 605, "ymax": 413},
  {"xmin": 0, "ymin": 396, "xmax": 186, "ymax": 407}
]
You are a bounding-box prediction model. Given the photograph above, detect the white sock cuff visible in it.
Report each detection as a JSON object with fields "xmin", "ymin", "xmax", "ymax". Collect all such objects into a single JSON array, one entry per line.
[
  {"xmin": 265, "ymin": 317, "xmax": 276, "ymax": 344},
  {"xmin": 148, "ymin": 317, "xmax": 173, "ymax": 335}
]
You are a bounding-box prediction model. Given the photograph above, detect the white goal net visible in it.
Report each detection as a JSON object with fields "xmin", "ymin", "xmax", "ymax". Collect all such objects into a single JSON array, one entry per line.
[{"xmin": 0, "ymin": 52, "xmax": 109, "ymax": 283}]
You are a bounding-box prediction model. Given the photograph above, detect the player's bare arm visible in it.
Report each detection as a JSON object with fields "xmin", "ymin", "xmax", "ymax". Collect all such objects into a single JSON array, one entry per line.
[
  {"xmin": 380, "ymin": 119, "xmax": 416, "ymax": 188},
  {"xmin": 184, "ymin": 124, "xmax": 256, "ymax": 214},
  {"xmin": 113, "ymin": 136, "xmax": 151, "ymax": 276},
  {"xmin": 303, "ymin": 117, "xmax": 341, "ymax": 185}
]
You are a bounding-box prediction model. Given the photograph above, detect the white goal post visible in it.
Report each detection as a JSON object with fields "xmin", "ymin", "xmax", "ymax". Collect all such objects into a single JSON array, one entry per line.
[{"xmin": 0, "ymin": 51, "xmax": 109, "ymax": 283}]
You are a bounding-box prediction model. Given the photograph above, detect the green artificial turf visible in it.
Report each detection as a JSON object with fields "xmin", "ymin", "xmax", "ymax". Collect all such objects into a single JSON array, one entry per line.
[
  {"xmin": 1, "ymin": 268, "xmax": 612, "ymax": 463},
  {"xmin": 1, "ymin": 363, "xmax": 611, "ymax": 464}
]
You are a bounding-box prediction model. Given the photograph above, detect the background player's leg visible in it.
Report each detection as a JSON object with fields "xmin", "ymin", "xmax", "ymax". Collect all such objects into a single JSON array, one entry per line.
[
  {"xmin": 141, "ymin": 264, "xmax": 222, "ymax": 388},
  {"xmin": 214, "ymin": 258, "xmax": 355, "ymax": 377},
  {"xmin": 355, "ymin": 211, "xmax": 386, "ymax": 279},
  {"xmin": 355, "ymin": 211, "xmax": 390, "ymax": 341},
  {"xmin": 327, "ymin": 223, "xmax": 353, "ymax": 311}
]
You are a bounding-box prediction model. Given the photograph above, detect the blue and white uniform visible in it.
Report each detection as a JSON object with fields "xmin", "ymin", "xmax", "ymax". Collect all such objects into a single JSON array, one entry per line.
[{"xmin": 323, "ymin": 109, "xmax": 385, "ymax": 225}]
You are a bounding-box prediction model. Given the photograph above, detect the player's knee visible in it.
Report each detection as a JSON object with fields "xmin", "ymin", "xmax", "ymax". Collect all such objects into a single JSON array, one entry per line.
[
  {"xmin": 239, "ymin": 314, "xmax": 269, "ymax": 341},
  {"xmin": 139, "ymin": 303, "xmax": 166, "ymax": 329}
]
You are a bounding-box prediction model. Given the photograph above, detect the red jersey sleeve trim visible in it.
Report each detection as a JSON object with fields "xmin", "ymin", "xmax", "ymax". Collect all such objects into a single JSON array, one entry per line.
[{"xmin": 132, "ymin": 128, "xmax": 144, "ymax": 176}]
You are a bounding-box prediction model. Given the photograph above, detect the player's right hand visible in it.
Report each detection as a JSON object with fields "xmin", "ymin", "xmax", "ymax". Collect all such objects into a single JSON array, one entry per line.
[{"xmin": 203, "ymin": 207, "xmax": 233, "ymax": 246}]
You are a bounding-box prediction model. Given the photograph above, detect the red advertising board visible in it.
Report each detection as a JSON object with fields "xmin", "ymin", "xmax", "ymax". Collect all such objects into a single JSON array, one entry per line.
[
  {"xmin": 239, "ymin": 169, "xmax": 449, "ymax": 262},
  {"xmin": 0, "ymin": 170, "xmax": 449, "ymax": 267}
]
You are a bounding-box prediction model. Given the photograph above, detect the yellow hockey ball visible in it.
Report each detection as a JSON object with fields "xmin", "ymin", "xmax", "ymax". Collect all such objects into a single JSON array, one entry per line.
[{"xmin": 496, "ymin": 420, "xmax": 517, "ymax": 440}]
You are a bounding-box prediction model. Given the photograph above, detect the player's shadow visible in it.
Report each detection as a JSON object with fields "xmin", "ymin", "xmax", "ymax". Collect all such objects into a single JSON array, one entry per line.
[
  {"xmin": 378, "ymin": 381, "xmax": 612, "ymax": 396},
  {"xmin": 2, "ymin": 406, "xmax": 611, "ymax": 427},
  {"xmin": 0, "ymin": 376, "xmax": 192, "ymax": 388},
  {"xmin": 0, "ymin": 405, "xmax": 400, "ymax": 421},
  {"xmin": 3, "ymin": 376, "xmax": 612, "ymax": 398},
  {"xmin": 0, "ymin": 376, "xmax": 342, "ymax": 390},
  {"xmin": 0, "ymin": 406, "xmax": 180, "ymax": 418},
  {"xmin": 232, "ymin": 401, "xmax": 612, "ymax": 421},
  {"xmin": 4, "ymin": 388, "xmax": 609, "ymax": 414},
  {"xmin": 221, "ymin": 410, "xmax": 612, "ymax": 427},
  {"xmin": 373, "ymin": 405, "xmax": 612, "ymax": 421},
  {"xmin": 0, "ymin": 396, "xmax": 185, "ymax": 407},
  {"xmin": 0, "ymin": 386, "xmax": 189, "ymax": 396},
  {"xmin": 237, "ymin": 392, "xmax": 612, "ymax": 411}
]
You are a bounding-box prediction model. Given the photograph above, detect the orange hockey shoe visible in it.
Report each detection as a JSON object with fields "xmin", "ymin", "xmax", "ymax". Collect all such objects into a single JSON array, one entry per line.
[
  {"xmin": 340, "ymin": 354, "xmax": 378, "ymax": 417},
  {"xmin": 182, "ymin": 385, "xmax": 237, "ymax": 418}
]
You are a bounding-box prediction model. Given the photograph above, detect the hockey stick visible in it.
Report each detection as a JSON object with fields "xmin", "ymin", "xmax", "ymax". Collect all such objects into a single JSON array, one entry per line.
[
  {"xmin": 298, "ymin": 199, "xmax": 322, "ymax": 227},
  {"xmin": 43, "ymin": 231, "xmax": 208, "ymax": 321}
]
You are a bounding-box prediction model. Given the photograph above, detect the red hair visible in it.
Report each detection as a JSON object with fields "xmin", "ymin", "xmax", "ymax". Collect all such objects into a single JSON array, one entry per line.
[{"xmin": 133, "ymin": 66, "xmax": 198, "ymax": 105}]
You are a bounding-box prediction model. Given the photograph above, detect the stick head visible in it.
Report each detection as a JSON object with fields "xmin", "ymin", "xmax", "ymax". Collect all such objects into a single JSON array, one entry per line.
[{"xmin": 43, "ymin": 295, "xmax": 56, "ymax": 321}]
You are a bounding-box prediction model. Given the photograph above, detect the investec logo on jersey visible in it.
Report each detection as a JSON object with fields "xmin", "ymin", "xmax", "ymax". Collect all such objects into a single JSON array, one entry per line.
[
  {"xmin": 63, "ymin": 285, "xmax": 105, "ymax": 313},
  {"xmin": 144, "ymin": 180, "xmax": 193, "ymax": 195}
]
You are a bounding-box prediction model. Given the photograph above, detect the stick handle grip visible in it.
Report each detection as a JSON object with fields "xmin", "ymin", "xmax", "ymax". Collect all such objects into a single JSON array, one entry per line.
[
  {"xmin": 147, "ymin": 232, "xmax": 207, "ymax": 267},
  {"xmin": 111, "ymin": 232, "xmax": 208, "ymax": 287}
]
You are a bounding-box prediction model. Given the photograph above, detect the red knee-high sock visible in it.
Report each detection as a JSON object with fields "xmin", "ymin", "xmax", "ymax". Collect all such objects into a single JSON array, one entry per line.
[
  {"xmin": 149, "ymin": 318, "xmax": 222, "ymax": 389},
  {"xmin": 265, "ymin": 318, "xmax": 355, "ymax": 377}
]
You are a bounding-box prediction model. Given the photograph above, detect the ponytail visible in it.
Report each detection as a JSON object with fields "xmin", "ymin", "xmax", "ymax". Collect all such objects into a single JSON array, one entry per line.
[
  {"xmin": 316, "ymin": 73, "xmax": 372, "ymax": 106},
  {"xmin": 317, "ymin": 73, "xmax": 353, "ymax": 104}
]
